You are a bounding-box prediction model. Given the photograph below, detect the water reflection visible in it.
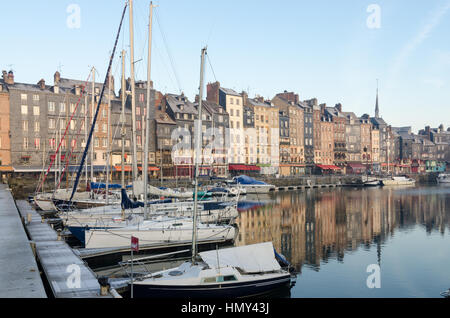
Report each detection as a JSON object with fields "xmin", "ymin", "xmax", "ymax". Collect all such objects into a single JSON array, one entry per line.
[{"xmin": 236, "ymin": 186, "xmax": 450, "ymax": 274}]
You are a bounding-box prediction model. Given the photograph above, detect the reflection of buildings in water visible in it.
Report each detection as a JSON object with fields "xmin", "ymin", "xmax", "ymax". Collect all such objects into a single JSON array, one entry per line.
[{"xmin": 235, "ymin": 187, "xmax": 450, "ymax": 273}]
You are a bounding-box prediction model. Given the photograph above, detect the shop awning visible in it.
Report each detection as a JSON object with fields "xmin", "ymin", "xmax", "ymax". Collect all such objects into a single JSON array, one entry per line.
[
  {"xmin": 317, "ymin": 164, "xmax": 341, "ymax": 170},
  {"xmin": 137, "ymin": 166, "xmax": 160, "ymax": 172},
  {"xmin": 114, "ymin": 165, "xmax": 132, "ymax": 172},
  {"xmin": 229, "ymin": 164, "xmax": 261, "ymax": 171},
  {"xmin": 0, "ymin": 166, "xmax": 14, "ymax": 172}
]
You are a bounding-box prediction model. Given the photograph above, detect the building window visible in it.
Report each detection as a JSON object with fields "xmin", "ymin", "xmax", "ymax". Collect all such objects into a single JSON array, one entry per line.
[
  {"xmin": 34, "ymin": 122, "xmax": 40, "ymax": 132},
  {"xmin": 33, "ymin": 106, "xmax": 40, "ymax": 116},
  {"xmin": 23, "ymin": 137, "xmax": 29, "ymax": 149},
  {"xmin": 23, "ymin": 120, "xmax": 28, "ymax": 132},
  {"xmin": 21, "ymin": 94, "xmax": 27, "ymax": 101},
  {"xmin": 21, "ymin": 105, "xmax": 28, "ymax": 115},
  {"xmin": 95, "ymin": 138, "xmax": 99, "ymax": 147},
  {"xmin": 136, "ymin": 107, "xmax": 141, "ymax": 116},
  {"xmin": 49, "ymin": 119, "xmax": 55, "ymax": 129},
  {"xmin": 33, "ymin": 95, "xmax": 39, "ymax": 102},
  {"xmin": 60, "ymin": 119, "xmax": 66, "ymax": 130},
  {"xmin": 139, "ymin": 94, "xmax": 144, "ymax": 102},
  {"xmin": 48, "ymin": 102, "xmax": 56, "ymax": 112},
  {"xmin": 34, "ymin": 138, "xmax": 40, "ymax": 149},
  {"xmin": 70, "ymin": 103, "xmax": 76, "ymax": 113},
  {"xmin": 60, "ymin": 102, "xmax": 66, "ymax": 113},
  {"xmin": 70, "ymin": 120, "xmax": 76, "ymax": 131},
  {"xmin": 103, "ymin": 123, "xmax": 107, "ymax": 133}
]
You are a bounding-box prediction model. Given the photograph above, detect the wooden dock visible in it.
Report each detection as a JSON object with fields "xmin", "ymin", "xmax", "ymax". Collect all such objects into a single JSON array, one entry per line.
[
  {"xmin": 0, "ymin": 185, "xmax": 46, "ymax": 298},
  {"xmin": 16, "ymin": 200, "xmax": 111, "ymax": 298},
  {"xmin": 274, "ymin": 183, "xmax": 340, "ymax": 192}
]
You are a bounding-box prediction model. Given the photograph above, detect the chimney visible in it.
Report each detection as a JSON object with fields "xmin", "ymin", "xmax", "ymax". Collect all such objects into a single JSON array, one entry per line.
[
  {"xmin": 54, "ymin": 71, "xmax": 61, "ymax": 86},
  {"xmin": 38, "ymin": 79, "xmax": 45, "ymax": 90},
  {"xmin": 2, "ymin": 70, "xmax": 7, "ymax": 81},
  {"xmin": 75, "ymin": 85, "xmax": 81, "ymax": 96},
  {"xmin": 207, "ymin": 81, "xmax": 220, "ymax": 104},
  {"xmin": 195, "ymin": 94, "xmax": 199, "ymax": 103},
  {"xmin": 5, "ymin": 71, "xmax": 14, "ymax": 85},
  {"xmin": 241, "ymin": 91, "xmax": 248, "ymax": 106},
  {"xmin": 319, "ymin": 103, "xmax": 326, "ymax": 114},
  {"xmin": 335, "ymin": 103, "xmax": 342, "ymax": 112}
]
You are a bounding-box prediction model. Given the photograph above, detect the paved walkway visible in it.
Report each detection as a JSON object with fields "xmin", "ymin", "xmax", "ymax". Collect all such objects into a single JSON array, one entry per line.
[{"xmin": 0, "ymin": 184, "xmax": 46, "ymax": 298}]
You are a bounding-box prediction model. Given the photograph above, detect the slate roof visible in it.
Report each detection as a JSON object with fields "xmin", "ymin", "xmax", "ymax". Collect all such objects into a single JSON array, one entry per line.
[{"xmin": 219, "ymin": 87, "xmax": 240, "ymax": 97}]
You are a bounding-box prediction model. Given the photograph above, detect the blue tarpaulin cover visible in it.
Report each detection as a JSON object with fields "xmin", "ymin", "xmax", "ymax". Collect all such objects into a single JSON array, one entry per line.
[{"xmin": 234, "ymin": 175, "xmax": 267, "ymax": 185}]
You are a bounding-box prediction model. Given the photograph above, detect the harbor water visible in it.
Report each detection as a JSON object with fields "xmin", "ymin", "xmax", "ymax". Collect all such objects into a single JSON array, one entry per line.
[{"xmin": 235, "ymin": 185, "xmax": 450, "ymax": 298}]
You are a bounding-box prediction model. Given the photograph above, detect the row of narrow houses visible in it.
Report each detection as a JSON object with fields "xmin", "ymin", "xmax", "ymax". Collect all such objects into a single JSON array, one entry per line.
[{"xmin": 0, "ymin": 70, "xmax": 448, "ymax": 181}]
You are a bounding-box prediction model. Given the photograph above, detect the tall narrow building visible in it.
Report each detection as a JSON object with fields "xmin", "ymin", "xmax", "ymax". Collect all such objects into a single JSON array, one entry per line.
[{"xmin": 375, "ymin": 80, "xmax": 379, "ymax": 119}]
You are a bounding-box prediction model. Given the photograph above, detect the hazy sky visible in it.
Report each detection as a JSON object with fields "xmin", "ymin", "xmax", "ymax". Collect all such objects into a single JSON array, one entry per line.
[{"xmin": 1, "ymin": 0, "xmax": 449, "ymax": 133}]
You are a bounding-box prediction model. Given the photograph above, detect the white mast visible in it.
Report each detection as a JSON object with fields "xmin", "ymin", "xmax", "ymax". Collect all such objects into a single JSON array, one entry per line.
[
  {"xmin": 144, "ymin": 1, "xmax": 156, "ymax": 219},
  {"xmin": 192, "ymin": 47, "xmax": 207, "ymax": 263},
  {"xmin": 129, "ymin": 0, "xmax": 139, "ymax": 192},
  {"xmin": 106, "ymin": 71, "xmax": 112, "ymax": 205}
]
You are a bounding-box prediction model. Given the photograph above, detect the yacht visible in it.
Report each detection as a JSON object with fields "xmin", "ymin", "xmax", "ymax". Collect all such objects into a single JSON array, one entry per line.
[
  {"xmin": 131, "ymin": 242, "xmax": 293, "ymax": 298},
  {"xmin": 381, "ymin": 176, "xmax": 415, "ymax": 186},
  {"xmin": 230, "ymin": 175, "xmax": 275, "ymax": 194},
  {"xmin": 437, "ymin": 173, "xmax": 450, "ymax": 184}
]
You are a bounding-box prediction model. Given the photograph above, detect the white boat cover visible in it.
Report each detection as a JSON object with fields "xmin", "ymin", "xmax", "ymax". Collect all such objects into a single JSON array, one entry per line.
[
  {"xmin": 199, "ymin": 242, "xmax": 281, "ymax": 273},
  {"xmin": 133, "ymin": 181, "xmax": 192, "ymax": 198}
]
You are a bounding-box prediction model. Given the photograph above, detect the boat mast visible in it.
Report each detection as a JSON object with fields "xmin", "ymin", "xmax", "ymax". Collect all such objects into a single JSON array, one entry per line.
[
  {"xmin": 144, "ymin": 1, "xmax": 156, "ymax": 220},
  {"xmin": 121, "ymin": 50, "xmax": 126, "ymax": 190},
  {"xmin": 84, "ymin": 94, "xmax": 88, "ymax": 187},
  {"xmin": 106, "ymin": 71, "xmax": 112, "ymax": 205},
  {"xmin": 90, "ymin": 67, "xmax": 96, "ymax": 186},
  {"xmin": 192, "ymin": 47, "xmax": 207, "ymax": 263},
  {"xmin": 129, "ymin": 0, "xmax": 139, "ymax": 194}
]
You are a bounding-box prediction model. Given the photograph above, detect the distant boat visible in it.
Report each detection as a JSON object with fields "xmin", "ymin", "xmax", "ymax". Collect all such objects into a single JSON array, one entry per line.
[
  {"xmin": 363, "ymin": 177, "xmax": 382, "ymax": 187},
  {"xmin": 437, "ymin": 173, "xmax": 450, "ymax": 184},
  {"xmin": 131, "ymin": 242, "xmax": 293, "ymax": 298},
  {"xmin": 381, "ymin": 176, "xmax": 415, "ymax": 186},
  {"xmin": 230, "ymin": 175, "xmax": 275, "ymax": 194}
]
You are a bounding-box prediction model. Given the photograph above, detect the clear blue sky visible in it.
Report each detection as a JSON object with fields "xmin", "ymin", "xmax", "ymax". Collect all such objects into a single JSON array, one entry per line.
[{"xmin": 1, "ymin": 0, "xmax": 449, "ymax": 133}]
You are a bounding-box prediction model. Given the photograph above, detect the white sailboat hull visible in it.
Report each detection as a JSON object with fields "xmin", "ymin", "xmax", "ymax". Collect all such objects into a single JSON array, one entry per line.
[{"xmin": 84, "ymin": 221, "xmax": 236, "ymax": 249}]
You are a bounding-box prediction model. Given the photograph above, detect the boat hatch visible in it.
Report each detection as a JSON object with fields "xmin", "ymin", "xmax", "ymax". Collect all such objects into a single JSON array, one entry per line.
[
  {"xmin": 202, "ymin": 275, "xmax": 237, "ymax": 283},
  {"xmin": 169, "ymin": 271, "xmax": 183, "ymax": 276}
]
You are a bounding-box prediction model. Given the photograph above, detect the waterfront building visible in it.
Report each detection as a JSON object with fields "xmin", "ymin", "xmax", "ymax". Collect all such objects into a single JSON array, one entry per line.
[
  {"xmin": 0, "ymin": 77, "xmax": 11, "ymax": 178},
  {"xmin": 196, "ymin": 99, "xmax": 230, "ymax": 177},
  {"xmin": 245, "ymin": 96, "xmax": 279, "ymax": 175},
  {"xmin": 272, "ymin": 93, "xmax": 305, "ymax": 176},
  {"xmin": 207, "ymin": 82, "xmax": 244, "ymax": 167},
  {"xmin": 301, "ymin": 101, "xmax": 314, "ymax": 174},
  {"xmin": 324, "ymin": 104, "xmax": 347, "ymax": 171},
  {"xmin": 343, "ymin": 112, "xmax": 363, "ymax": 174},
  {"xmin": 319, "ymin": 110, "xmax": 334, "ymax": 166},
  {"xmin": 359, "ymin": 115, "xmax": 372, "ymax": 172}
]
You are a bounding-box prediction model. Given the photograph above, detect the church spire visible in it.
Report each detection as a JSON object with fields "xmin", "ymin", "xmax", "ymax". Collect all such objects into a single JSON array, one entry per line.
[{"xmin": 375, "ymin": 79, "xmax": 379, "ymax": 118}]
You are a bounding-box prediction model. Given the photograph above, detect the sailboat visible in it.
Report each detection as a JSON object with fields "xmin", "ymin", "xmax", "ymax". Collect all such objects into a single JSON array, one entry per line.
[
  {"xmin": 129, "ymin": 46, "xmax": 292, "ymax": 298},
  {"xmin": 67, "ymin": 2, "xmax": 237, "ymax": 250}
]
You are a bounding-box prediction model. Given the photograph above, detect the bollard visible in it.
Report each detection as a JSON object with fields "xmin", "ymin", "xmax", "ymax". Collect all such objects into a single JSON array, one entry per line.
[
  {"xmin": 98, "ymin": 276, "xmax": 110, "ymax": 296},
  {"xmin": 27, "ymin": 213, "xmax": 32, "ymax": 224},
  {"xmin": 29, "ymin": 241, "xmax": 36, "ymax": 258}
]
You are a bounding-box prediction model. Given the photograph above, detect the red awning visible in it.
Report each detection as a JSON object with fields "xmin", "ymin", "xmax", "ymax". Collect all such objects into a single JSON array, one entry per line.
[
  {"xmin": 114, "ymin": 165, "xmax": 132, "ymax": 172},
  {"xmin": 137, "ymin": 166, "xmax": 160, "ymax": 172},
  {"xmin": 317, "ymin": 164, "xmax": 341, "ymax": 170},
  {"xmin": 228, "ymin": 164, "xmax": 261, "ymax": 171}
]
